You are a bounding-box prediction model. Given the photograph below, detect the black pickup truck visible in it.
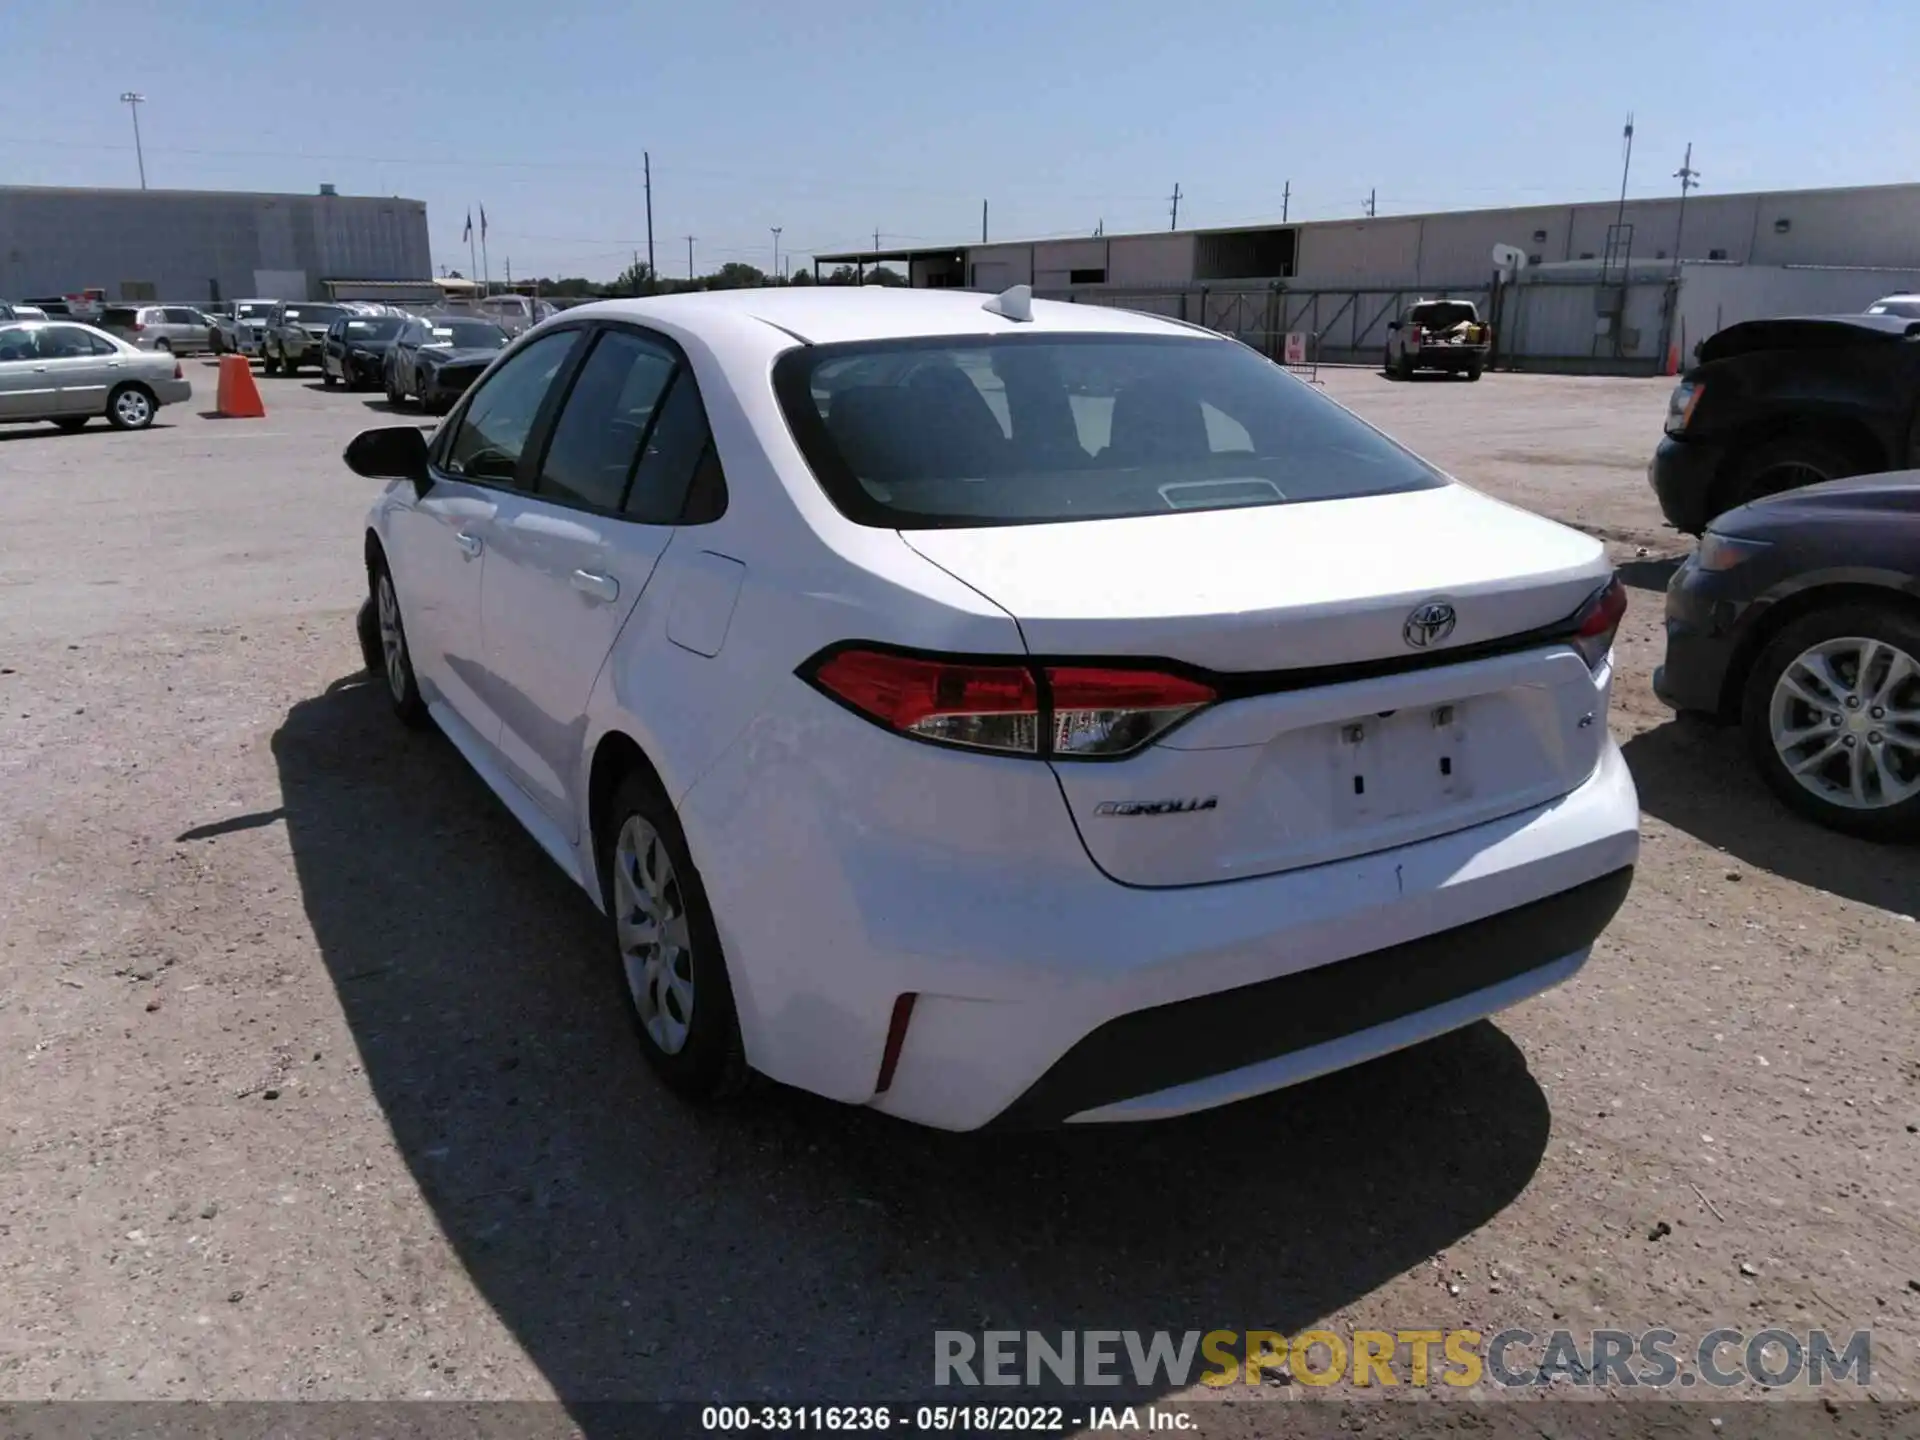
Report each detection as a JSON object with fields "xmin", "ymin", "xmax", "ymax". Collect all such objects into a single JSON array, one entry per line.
[{"xmin": 1648, "ymin": 313, "xmax": 1920, "ymax": 534}]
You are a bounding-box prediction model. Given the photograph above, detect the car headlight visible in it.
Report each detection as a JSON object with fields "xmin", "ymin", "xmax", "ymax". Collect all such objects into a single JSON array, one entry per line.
[
  {"xmin": 1695, "ymin": 532, "xmax": 1771, "ymax": 572},
  {"xmin": 1664, "ymin": 380, "xmax": 1703, "ymax": 436}
]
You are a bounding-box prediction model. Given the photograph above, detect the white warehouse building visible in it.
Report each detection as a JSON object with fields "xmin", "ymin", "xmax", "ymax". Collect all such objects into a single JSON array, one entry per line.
[{"xmin": 818, "ymin": 182, "xmax": 1920, "ymax": 372}]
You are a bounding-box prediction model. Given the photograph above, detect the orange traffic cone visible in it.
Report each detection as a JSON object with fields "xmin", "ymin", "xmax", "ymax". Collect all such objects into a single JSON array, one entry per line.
[
  {"xmin": 1663, "ymin": 341, "xmax": 1680, "ymax": 377},
  {"xmin": 215, "ymin": 353, "xmax": 266, "ymax": 418}
]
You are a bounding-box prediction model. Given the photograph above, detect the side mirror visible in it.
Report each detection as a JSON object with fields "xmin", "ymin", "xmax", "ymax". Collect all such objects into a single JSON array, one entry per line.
[{"xmin": 344, "ymin": 425, "xmax": 430, "ymax": 494}]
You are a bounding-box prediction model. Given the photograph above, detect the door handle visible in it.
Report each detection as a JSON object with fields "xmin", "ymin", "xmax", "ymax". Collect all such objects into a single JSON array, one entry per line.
[
  {"xmin": 454, "ymin": 531, "xmax": 483, "ymax": 559},
  {"xmin": 571, "ymin": 569, "xmax": 619, "ymax": 603}
]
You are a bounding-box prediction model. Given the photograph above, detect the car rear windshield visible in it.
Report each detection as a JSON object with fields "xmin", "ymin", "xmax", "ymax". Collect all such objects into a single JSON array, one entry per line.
[
  {"xmin": 427, "ymin": 320, "xmax": 509, "ymax": 349},
  {"xmin": 772, "ymin": 334, "xmax": 1445, "ymax": 529},
  {"xmin": 100, "ymin": 307, "xmax": 140, "ymax": 327},
  {"xmin": 1407, "ymin": 302, "xmax": 1478, "ymax": 328}
]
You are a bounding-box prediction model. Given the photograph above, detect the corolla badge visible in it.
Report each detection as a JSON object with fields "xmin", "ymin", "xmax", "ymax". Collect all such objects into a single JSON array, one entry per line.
[
  {"xmin": 1094, "ymin": 797, "xmax": 1219, "ymax": 817},
  {"xmin": 1403, "ymin": 599, "xmax": 1458, "ymax": 649}
]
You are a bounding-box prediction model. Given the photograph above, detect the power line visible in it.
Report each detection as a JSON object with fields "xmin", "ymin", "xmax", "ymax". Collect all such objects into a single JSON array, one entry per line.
[{"xmin": 1169, "ymin": 181, "xmax": 1181, "ymax": 230}]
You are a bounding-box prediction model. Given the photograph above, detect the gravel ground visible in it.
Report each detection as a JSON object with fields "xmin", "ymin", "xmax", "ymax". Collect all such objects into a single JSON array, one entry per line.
[{"xmin": 0, "ymin": 362, "xmax": 1914, "ymax": 1416}]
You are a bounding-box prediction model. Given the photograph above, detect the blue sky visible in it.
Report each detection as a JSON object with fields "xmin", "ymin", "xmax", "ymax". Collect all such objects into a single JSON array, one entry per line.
[{"xmin": 2, "ymin": 0, "xmax": 1915, "ymax": 281}]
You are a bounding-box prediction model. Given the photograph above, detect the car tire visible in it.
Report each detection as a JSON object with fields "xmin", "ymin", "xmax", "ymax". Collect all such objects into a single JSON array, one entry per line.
[
  {"xmin": 322, "ymin": 365, "xmax": 338, "ymax": 388},
  {"xmin": 1466, "ymin": 365, "xmax": 1484, "ymax": 381},
  {"xmin": 105, "ymin": 383, "xmax": 156, "ymax": 431},
  {"xmin": 368, "ymin": 555, "xmax": 430, "ymax": 730},
  {"xmin": 153, "ymin": 339, "xmax": 171, "ymax": 354},
  {"xmin": 597, "ymin": 768, "xmax": 750, "ymax": 1102},
  {"xmin": 385, "ymin": 367, "xmax": 406, "ymax": 407},
  {"xmin": 262, "ymin": 348, "xmax": 280, "ymax": 376},
  {"xmin": 1718, "ymin": 434, "xmax": 1861, "ymax": 518},
  {"xmin": 53, "ymin": 416, "xmax": 89, "ymax": 432},
  {"xmin": 1740, "ymin": 602, "xmax": 1920, "ymax": 842}
]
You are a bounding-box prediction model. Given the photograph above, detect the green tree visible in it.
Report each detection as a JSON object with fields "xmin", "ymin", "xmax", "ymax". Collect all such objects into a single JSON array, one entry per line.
[
  {"xmin": 866, "ymin": 265, "xmax": 907, "ymax": 287},
  {"xmin": 709, "ymin": 262, "xmax": 769, "ymax": 290},
  {"xmin": 614, "ymin": 259, "xmax": 657, "ymax": 295}
]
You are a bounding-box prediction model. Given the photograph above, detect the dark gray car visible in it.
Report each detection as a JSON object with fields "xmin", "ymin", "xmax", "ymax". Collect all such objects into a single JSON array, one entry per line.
[{"xmin": 1655, "ymin": 472, "xmax": 1920, "ymax": 840}]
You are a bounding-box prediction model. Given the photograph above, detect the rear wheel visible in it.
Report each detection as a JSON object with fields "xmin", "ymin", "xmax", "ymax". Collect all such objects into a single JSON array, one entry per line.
[
  {"xmin": 1465, "ymin": 364, "xmax": 1484, "ymax": 381},
  {"xmin": 262, "ymin": 347, "xmax": 281, "ymax": 376},
  {"xmin": 154, "ymin": 339, "xmax": 172, "ymax": 354},
  {"xmin": 599, "ymin": 770, "xmax": 748, "ymax": 1101},
  {"xmin": 1741, "ymin": 603, "xmax": 1920, "ymax": 841},
  {"xmin": 106, "ymin": 383, "xmax": 155, "ymax": 430},
  {"xmin": 322, "ymin": 363, "xmax": 338, "ymax": 388}
]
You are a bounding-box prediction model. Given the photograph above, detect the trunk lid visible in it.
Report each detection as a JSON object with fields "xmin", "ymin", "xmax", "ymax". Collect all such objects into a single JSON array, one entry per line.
[{"xmin": 902, "ymin": 485, "xmax": 1615, "ymax": 886}]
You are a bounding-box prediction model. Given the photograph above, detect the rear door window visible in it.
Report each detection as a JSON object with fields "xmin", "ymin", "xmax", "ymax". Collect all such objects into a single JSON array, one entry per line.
[{"xmin": 773, "ymin": 334, "xmax": 1444, "ymax": 528}]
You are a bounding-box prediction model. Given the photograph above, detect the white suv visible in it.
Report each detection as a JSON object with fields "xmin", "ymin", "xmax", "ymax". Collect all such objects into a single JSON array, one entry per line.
[{"xmin": 345, "ymin": 287, "xmax": 1638, "ymax": 1131}]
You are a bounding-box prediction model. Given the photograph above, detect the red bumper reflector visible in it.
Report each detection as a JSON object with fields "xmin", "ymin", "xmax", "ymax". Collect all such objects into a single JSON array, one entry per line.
[{"xmin": 875, "ymin": 993, "xmax": 918, "ymax": 1094}]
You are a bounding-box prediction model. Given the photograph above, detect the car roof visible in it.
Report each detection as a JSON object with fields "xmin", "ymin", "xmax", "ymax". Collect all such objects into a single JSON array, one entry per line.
[{"xmin": 557, "ymin": 286, "xmax": 1220, "ymax": 347}]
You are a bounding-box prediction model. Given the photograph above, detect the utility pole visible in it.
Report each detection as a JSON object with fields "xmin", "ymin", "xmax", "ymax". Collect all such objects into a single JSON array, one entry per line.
[
  {"xmin": 1364, "ymin": 188, "xmax": 1376, "ymax": 218},
  {"xmin": 1672, "ymin": 142, "xmax": 1700, "ymax": 277},
  {"xmin": 686, "ymin": 235, "xmax": 695, "ymax": 281},
  {"xmin": 874, "ymin": 227, "xmax": 881, "ymax": 251},
  {"xmin": 1169, "ymin": 182, "xmax": 1182, "ymax": 230},
  {"xmin": 982, "ymin": 199, "xmax": 988, "ymax": 243},
  {"xmin": 770, "ymin": 226, "xmax": 781, "ymax": 283},
  {"xmin": 506, "ymin": 257, "xmax": 512, "ymax": 287},
  {"xmin": 643, "ymin": 151, "xmax": 655, "ymax": 292},
  {"xmin": 1282, "ymin": 180, "xmax": 1290, "ymax": 223},
  {"xmin": 119, "ymin": 93, "xmax": 147, "ymax": 189}
]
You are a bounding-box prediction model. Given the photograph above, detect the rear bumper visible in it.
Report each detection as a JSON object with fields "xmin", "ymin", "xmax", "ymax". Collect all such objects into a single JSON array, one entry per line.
[
  {"xmin": 1406, "ymin": 345, "xmax": 1488, "ymax": 370},
  {"xmin": 989, "ymin": 865, "xmax": 1631, "ymax": 1128},
  {"xmin": 150, "ymin": 377, "xmax": 192, "ymax": 405},
  {"xmin": 1648, "ymin": 436, "xmax": 1726, "ymax": 534},
  {"xmin": 682, "ymin": 707, "xmax": 1641, "ymax": 1131}
]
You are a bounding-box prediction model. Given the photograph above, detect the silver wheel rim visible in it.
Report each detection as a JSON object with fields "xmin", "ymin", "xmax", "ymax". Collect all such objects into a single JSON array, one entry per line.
[
  {"xmin": 612, "ymin": 816, "xmax": 695, "ymax": 1055},
  {"xmin": 1769, "ymin": 634, "xmax": 1920, "ymax": 811},
  {"xmin": 376, "ymin": 574, "xmax": 408, "ymax": 703},
  {"xmin": 114, "ymin": 389, "xmax": 150, "ymax": 426}
]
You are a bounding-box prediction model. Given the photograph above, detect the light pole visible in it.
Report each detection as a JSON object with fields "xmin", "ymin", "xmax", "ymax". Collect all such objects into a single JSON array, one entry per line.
[
  {"xmin": 119, "ymin": 92, "xmax": 147, "ymax": 189},
  {"xmin": 770, "ymin": 227, "xmax": 782, "ymax": 284}
]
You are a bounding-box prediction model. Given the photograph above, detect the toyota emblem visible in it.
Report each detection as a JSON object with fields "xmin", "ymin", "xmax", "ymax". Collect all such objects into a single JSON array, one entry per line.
[{"xmin": 1403, "ymin": 600, "xmax": 1457, "ymax": 649}]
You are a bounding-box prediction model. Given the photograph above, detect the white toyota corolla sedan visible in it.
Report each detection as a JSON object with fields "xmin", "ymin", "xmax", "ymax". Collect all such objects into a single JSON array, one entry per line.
[{"xmin": 345, "ymin": 285, "xmax": 1639, "ymax": 1132}]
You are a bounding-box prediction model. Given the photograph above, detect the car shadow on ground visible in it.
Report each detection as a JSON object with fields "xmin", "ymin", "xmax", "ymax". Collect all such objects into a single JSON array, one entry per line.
[
  {"xmin": 1622, "ymin": 719, "xmax": 1920, "ymax": 913},
  {"xmin": 0, "ymin": 421, "xmax": 175, "ymax": 443},
  {"xmin": 253, "ymin": 670, "xmax": 1554, "ymax": 1419},
  {"xmin": 1616, "ymin": 556, "xmax": 1682, "ymax": 592},
  {"xmin": 359, "ymin": 398, "xmax": 420, "ymax": 417}
]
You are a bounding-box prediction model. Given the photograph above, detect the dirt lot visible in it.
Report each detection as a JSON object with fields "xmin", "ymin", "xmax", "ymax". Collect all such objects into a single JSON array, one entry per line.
[{"xmin": 0, "ymin": 362, "xmax": 1915, "ymax": 1417}]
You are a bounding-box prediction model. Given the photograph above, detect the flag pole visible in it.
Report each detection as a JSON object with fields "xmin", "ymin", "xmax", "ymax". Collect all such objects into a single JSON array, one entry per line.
[{"xmin": 479, "ymin": 204, "xmax": 491, "ymax": 297}]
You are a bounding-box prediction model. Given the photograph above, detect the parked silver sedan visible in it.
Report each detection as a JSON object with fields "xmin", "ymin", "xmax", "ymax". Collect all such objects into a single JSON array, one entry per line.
[{"xmin": 0, "ymin": 321, "xmax": 192, "ymax": 430}]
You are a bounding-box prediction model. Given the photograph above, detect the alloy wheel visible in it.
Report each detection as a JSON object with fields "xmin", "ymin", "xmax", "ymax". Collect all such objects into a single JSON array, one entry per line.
[
  {"xmin": 1769, "ymin": 635, "xmax": 1920, "ymax": 810},
  {"xmin": 113, "ymin": 388, "xmax": 152, "ymax": 427},
  {"xmin": 376, "ymin": 573, "xmax": 408, "ymax": 704},
  {"xmin": 612, "ymin": 815, "xmax": 696, "ymax": 1055}
]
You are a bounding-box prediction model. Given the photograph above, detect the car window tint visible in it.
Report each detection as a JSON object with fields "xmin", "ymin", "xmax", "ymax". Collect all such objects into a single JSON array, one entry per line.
[
  {"xmin": 164, "ymin": 308, "xmax": 197, "ymax": 324},
  {"xmin": 443, "ymin": 330, "xmax": 580, "ymax": 484},
  {"xmin": 0, "ymin": 326, "xmax": 30, "ymax": 360},
  {"xmin": 626, "ymin": 365, "xmax": 718, "ymax": 523},
  {"xmin": 38, "ymin": 327, "xmax": 100, "ymax": 359},
  {"xmin": 85, "ymin": 332, "xmax": 119, "ymax": 356},
  {"xmin": 775, "ymin": 335, "xmax": 1444, "ymax": 528},
  {"xmin": 536, "ymin": 330, "xmax": 676, "ymax": 511}
]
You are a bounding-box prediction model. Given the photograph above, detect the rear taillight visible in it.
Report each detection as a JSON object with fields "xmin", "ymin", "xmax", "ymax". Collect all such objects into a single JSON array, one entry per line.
[
  {"xmin": 1407, "ymin": 325, "xmax": 1424, "ymax": 348},
  {"xmin": 132, "ymin": 322, "xmax": 145, "ymax": 332},
  {"xmin": 1569, "ymin": 576, "xmax": 1627, "ymax": 671},
  {"xmin": 804, "ymin": 647, "xmax": 1216, "ymax": 760}
]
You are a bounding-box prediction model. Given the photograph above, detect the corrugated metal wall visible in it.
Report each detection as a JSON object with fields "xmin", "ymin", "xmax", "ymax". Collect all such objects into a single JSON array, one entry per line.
[{"xmin": 0, "ymin": 187, "xmax": 430, "ymax": 302}]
